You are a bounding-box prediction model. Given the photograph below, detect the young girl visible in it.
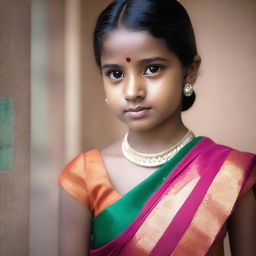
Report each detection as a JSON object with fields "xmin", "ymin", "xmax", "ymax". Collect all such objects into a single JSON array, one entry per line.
[{"xmin": 59, "ymin": 0, "xmax": 256, "ymax": 255}]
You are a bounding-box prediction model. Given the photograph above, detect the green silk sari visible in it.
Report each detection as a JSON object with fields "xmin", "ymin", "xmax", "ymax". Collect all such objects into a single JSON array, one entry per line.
[{"xmin": 92, "ymin": 136, "xmax": 203, "ymax": 248}]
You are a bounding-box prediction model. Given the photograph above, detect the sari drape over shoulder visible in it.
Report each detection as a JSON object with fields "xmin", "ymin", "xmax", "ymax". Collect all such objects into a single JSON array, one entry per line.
[{"xmin": 59, "ymin": 137, "xmax": 256, "ymax": 256}]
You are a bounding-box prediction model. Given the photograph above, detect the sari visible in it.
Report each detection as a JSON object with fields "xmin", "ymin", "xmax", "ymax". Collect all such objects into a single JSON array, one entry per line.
[{"xmin": 59, "ymin": 137, "xmax": 256, "ymax": 256}]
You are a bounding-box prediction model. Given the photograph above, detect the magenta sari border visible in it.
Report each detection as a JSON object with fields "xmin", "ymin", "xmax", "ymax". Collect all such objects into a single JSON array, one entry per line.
[
  {"xmin": 90, "ymin": 137, "xmax": 212, "ymax": 256},
  {"xmin": 204, "ymin": 151, "xmax": 255, "ymax": 256},
  {"xmin": 149, "ymin": 146, "xmax": 231, "ymax": 255}
]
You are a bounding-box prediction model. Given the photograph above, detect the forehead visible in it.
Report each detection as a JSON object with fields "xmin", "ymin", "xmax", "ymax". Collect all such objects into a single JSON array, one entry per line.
[{"xmin": 101, "ymin": 27, "xmax": 173, "ymax": 61}]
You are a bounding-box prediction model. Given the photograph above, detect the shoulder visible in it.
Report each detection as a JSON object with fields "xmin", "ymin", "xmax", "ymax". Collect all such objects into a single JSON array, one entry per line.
[
  {"xmin": 100, "ymin": 138, "xmax": 123, "ymax": 159},
  {"xmin": 59, "ymin": 151, "xmax": 99, "ymax": 210},
  {"xmin": 63, "ymin": 149, "xmax": 101, "ymax": 168},
  {"xmin": 202, "ymin": 137, "xmax": 255, "ymax": 157},
  {"xmin": 60, "ymin": 138, "xmax": 123, "ymax": 181},
  {"xmin": 206, "ymin": 136, "xmax": 256, "ymax": 170},
  {"xmin": 200, "ymin": 137, "xmax": 256, "ymax": 185}
]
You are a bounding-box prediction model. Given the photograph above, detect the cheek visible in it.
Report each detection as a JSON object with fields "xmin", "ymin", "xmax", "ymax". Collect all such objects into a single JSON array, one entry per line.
[
  {"xmin": 104, "ymin": 85, "xmax": 123, "ymax": 113},
  {"xmin": 165, "ymin": 72, "xmax": 183, "ymax": 96},
  {"xmin": 103, "ymin": 81, "xmax": 115, "ymax": 100},
  {"xmin": 104, "ymin": 85, "xmax": 119, "ymax": 102},
  {"xmin": 150, "ymin": 75, "xmax": 183, "ymax": 100}
]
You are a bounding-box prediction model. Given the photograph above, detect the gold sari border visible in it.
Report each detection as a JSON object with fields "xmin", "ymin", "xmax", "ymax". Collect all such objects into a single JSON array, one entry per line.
[
  {"xmin": 171, "ymin": 150, "xmax": 252, "ymax": 256},
  {"xmin": 121, "ymin": 162, "xmax": 201, "ymax": 255}
]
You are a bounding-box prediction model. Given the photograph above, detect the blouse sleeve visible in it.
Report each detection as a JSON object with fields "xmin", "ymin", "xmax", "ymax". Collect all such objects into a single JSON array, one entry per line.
[{"xmin": 59, "ymin": 153, "xmax": 91, "ymax": 210}]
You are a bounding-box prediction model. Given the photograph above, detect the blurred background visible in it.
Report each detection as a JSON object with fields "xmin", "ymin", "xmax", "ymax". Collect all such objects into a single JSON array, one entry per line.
[{"xmin": 19, "ymin": 0, "xmax": 256, "ymax": 255}]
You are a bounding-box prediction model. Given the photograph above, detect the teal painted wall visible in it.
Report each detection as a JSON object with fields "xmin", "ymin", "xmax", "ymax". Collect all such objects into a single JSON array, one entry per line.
[{"xmin": 0, "ymin": 98, "xmax": 14, "ymax": 170}]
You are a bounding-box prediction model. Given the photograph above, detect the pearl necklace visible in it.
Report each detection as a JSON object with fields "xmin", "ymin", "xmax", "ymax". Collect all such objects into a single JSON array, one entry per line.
[{"xmin": 122, "ymin": 131, "xmax": 194, "ymax": 167}]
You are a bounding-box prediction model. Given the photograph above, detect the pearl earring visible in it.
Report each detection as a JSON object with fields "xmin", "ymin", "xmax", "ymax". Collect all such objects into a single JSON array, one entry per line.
[
  {"xmin": 105, "ymin": 98, "xmax": 108, "ymax": 104},
  {"xmin": 183, "ymin": 83, "xmax": 194, "ymax": 97}
]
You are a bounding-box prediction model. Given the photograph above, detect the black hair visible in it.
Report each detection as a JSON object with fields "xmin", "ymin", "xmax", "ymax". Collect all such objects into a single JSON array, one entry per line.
[{"xmin": 93, "ymin": 0, "xmax": 199, "ymax": 111}]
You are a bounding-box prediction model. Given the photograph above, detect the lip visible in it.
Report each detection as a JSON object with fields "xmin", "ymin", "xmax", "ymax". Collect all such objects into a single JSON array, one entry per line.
[
  {"xmin": 124, "ymin": 106, "xmax": 151, "ymax": 112},
  {"xmin": 124, "ymin": 106, "xmax": 152, "ymax": 118}
]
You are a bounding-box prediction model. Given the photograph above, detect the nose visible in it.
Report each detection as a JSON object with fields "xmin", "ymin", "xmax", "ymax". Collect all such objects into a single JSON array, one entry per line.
[{"xmin": 123, "ymin": 75, "xmax": 146, "ymax": 102}]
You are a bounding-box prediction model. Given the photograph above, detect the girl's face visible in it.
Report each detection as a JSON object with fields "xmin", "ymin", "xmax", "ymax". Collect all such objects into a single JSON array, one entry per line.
[{"xmin": 100, "ymin": 27, "xmax": 190, "ymax": 132}]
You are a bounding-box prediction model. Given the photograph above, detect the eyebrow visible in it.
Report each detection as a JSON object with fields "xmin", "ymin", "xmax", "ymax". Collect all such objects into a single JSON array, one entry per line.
[
  {"xmin": 139, "ymin": 57, "xmax": 168, "ymax": 65},
  {"xmin": 101, "ymin": 64, "xmax": 120, "ymax": 70},
  {"xmin": 101, "ymin": 57, "xmax": 168, "ymax": 69}
]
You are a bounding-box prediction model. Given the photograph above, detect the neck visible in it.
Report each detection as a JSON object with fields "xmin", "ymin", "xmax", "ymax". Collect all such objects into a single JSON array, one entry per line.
[{"xmin": 127, "ymin": 114, "xmax": 188, "ymax": 154}]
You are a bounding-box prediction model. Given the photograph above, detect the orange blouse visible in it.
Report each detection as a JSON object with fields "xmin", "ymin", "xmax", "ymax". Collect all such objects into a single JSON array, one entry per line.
[{"xmin": 59, "ymin": 150, "xmax": 121, "ymax": 216}]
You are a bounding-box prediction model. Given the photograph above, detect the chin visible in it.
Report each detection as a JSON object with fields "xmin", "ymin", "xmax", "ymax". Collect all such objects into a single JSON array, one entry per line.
[{"xmin": 126, "ymin": 120, "xmax": 159, "ymax": 132}]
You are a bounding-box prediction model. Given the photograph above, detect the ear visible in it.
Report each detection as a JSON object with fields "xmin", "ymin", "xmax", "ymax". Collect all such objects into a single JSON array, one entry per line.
[{"xmin": 184, "ymin": 55, "xmax": 201, "ymax": 85}]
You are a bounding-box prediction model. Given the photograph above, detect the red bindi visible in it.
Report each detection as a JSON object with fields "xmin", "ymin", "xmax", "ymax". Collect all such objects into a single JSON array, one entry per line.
[{"xmin": 126, "ymin": 57, "xmax": 131, "ymax": 62}]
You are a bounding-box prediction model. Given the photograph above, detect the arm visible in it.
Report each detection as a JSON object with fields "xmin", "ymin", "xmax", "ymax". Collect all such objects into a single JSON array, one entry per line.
[
  {"xmin": 227, "ymin": 188, "xmax": 256, "ymax": 256},
  {"xmin": 59, "ymin": 188, "xmax": 92, "ymax": 256}
]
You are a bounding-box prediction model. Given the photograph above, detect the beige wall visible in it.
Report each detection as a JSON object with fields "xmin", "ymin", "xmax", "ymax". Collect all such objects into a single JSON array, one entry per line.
[
  {"xmin": 30, "ymin": 0, "xmax": 65, "ymax": 255},
  {"xmin": 0, "ymin": 1, "xmax": 31, "ymax": 255},
  {"xmin": 81, "ymin": 0, "xmax": 256, "ymax": 154},
  {"xmin": 181, "ymin": 0, "xmax": 256, "ymax": 153}
]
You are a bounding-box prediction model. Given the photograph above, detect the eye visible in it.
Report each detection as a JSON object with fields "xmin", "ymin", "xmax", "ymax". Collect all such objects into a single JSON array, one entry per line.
[
  {"xmin": 144, "ymin": 65, "xmax": 163, "ymax": 76},
  {"xmin": 105, "ymin": 70, "xmax": 124, "ymax": 80}
]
